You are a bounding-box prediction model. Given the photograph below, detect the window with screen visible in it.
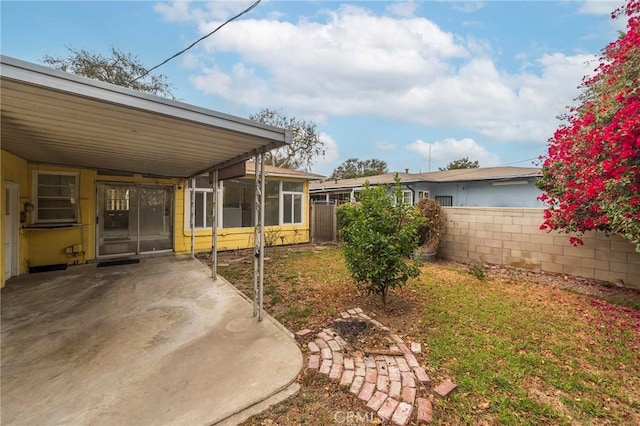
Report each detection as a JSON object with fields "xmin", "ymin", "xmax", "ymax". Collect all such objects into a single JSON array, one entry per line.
[{"xmin": 34, "ymin": 172, "xmax": 78, "ymax": 223}]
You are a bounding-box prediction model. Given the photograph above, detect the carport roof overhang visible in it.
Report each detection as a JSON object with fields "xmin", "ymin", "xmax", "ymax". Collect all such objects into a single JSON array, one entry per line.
[{"xmin": 0, "ymin": 55, "xmax": 290, "ymax": 178}]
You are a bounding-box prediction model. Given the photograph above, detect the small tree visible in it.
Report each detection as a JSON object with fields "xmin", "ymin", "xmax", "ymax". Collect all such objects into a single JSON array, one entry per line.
[
  {"xmin": 337, "ymin": 176, "xmax": 424, "ymax": 306},
  {"xmin": 42, "ymin": 46, "xmax": 175, "ymax": 98},
  {"xmin": 439, "ymin": 157, "xmax": 480, "ymax": 171}
]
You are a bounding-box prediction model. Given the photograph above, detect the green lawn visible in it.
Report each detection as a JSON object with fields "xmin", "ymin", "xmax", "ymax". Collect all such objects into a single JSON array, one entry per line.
[{"xmin": 218, "ymin": 246, "xmax": 640, "ymax": 425}]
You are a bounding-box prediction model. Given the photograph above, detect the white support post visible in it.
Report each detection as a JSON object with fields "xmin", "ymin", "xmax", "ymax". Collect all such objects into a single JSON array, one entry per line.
[
  {"xmin": 253, "ymin": 153, "xmax": 260, "ymax": 317},
  {"xmin": 190, "ymin": 177, "xmax": 196, "ymax": 259},
  {"xmin": 258, "ymin": 152, "xmax": 266, "ymax": 321},
  {"xmin": 211, "ymin": 170, "xmax": 218, "ymax": 280}
]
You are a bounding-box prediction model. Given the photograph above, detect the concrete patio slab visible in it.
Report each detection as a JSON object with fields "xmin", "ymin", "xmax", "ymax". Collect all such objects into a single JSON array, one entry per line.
[{"xmin": 1, "ymin": 257, "xmax": 302, "ymax": 425}]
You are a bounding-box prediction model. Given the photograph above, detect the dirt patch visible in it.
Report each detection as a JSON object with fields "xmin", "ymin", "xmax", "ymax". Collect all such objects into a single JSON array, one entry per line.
[
  {"xmin": 442, "ymin": 260, "xmax": 640, "ymax": 308},
  {"xmin": 330, "ymin": 318, "xmax": 391, "ymax": 354},
  {"xmin": 331, "ymin": 318, "xmax": 373, "ymax": 342},
  {"xmin": 525, "ymin": 376, "xmax": 575, "ymax": 423}
]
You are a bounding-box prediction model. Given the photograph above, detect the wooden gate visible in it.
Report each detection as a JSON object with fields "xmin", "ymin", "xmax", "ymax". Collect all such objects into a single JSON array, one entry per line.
[{"xmin": 311, "ymin": 201, "xmax": 337, "ymax": 243}]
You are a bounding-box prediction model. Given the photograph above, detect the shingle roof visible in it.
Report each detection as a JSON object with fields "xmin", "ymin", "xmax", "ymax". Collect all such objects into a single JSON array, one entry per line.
[
  {"xmin": 246, "ymin": 161, "xmax": 325, "ymax": 181},
  {"xmin": 309, "ymin": 167, "xmax": 541, "ymax": 191},
  {"xmin": 416, "ymin": 167, "xmax": 541, "ymax": 182},
  {"xmin": 309, "ymin": 172, "xmax": 422, "ymax": 191}
]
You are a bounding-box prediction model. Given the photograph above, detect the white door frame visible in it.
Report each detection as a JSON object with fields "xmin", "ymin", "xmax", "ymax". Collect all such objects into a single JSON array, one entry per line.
[
  {"xmin": 96, "ymin": 182, "xmax": 175, "ymax": 258},
  {"xmin": 4, "ymin": 182, "xmax": 19, "ymax": 280}
]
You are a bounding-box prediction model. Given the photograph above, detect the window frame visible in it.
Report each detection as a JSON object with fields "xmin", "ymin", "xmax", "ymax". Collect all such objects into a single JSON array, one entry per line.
[
  {"xmin": 281, "ymin": 181, "xmax": 304, "ymax": 225},
  {"xmin": 184, "ymin": 179, "xmax": 220, "ymax": 230},
  {"xmin": 32, "ymin": 171, "xmax": 79, "ymax": 224},
  {"xmin": 435, "ymin": 195, "xmax": 453, "ymax": 206},
  {"xmin": 184, "ymin": 177, "xmax": 306, "ymax": 229},
  {"xmin": 418, "ymin": 191, "xmax": 430, "ymax": 201},
  {"xmin": 402, "ymin": 190, "xmax": 414, "ymax": 206}
]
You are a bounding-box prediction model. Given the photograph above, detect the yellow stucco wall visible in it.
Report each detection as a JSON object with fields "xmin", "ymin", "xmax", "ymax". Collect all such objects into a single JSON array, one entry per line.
[
  {"xmin": 24, "ymin": 164, "xmax": 180, "ymax": 268},
  {"xmin": 1, "ymin": 149, "xmax": 311, "ymax": 287},
  {"xmin": 24, "ymin": 165, "xmax": 96, "ymax": 268},
  {"xmin": 175, "ymin": 226, "xmax": 311, "ymax": 254},
  {"xmin": 174, "ymin": 180, "xmax": 311, "ymax": 254}
]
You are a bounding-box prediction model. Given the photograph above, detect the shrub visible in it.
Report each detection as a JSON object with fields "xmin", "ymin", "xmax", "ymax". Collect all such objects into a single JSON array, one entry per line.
[
  {"xmin": 537, "ymin": 0, "xmax": 640, "ymax": 252},
  {"xmin": 414, "ymin": 198, "xmax": 445, "ymax": 251},
  {"xmin": 468, "ymin": 263, "xmax": 486, "ymax": 280},
  {"xmin": 337, "ymin": 176, "xmax": 425, "ymax": 306}
]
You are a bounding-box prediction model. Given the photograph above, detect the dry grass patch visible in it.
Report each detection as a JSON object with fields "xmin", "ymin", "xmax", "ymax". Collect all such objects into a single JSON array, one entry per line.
[{"xmin": 215, "ymin": 246, "xmax": 640, "ymax": 425}]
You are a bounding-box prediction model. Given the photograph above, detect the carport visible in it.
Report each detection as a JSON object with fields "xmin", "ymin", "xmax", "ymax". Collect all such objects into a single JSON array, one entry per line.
[
  {"xmin": 1, "ymin": 55, "xmax": 285, "ymax": 317},
  {"xmin": 1, "ymin": 56, "xmax": 301, "ymax": 424}
]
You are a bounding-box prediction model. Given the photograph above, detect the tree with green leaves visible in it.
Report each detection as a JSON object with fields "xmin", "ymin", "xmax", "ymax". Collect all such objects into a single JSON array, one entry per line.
[
  {"xmin": 43, "ymin": 47, "xmax": 175, "ymax": 98},
  {"xmin": 330, "ymin": 158, "xmax": 388, "ymax": 179},
  {"xmin": 439, "ymin": 157, "xmax": 480, "ymax": 171},
  {"xmin": 249, "ymin": 108, "xmax": 324, "ymax": 171},
  {"xmin": 337, "ymin": 176, "xmax": 424, "ymax": 306}
]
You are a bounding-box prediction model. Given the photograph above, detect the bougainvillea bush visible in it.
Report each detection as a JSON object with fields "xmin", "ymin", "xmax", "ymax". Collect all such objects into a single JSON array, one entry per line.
[{"xmin": 537, "ymin": 0, "xmax": 640, "ymax": 251}]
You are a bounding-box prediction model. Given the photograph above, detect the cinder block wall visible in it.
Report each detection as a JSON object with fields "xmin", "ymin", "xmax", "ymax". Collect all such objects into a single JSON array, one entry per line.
[{"xmin": 439, "ymin": 207, "xmax": 640, "ymax": 290}]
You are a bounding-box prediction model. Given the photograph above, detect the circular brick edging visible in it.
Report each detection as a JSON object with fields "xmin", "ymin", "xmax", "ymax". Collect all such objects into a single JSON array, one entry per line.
[{"xmin": 296, "ymin": 308, "xmax": 453, "ymax": 425}]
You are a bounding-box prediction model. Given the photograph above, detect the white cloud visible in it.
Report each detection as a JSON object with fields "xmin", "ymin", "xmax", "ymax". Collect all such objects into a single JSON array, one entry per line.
[
  {"xmin": 154, "ymin": 1, "xmax": 258, "ymax": 22},
  {"xmin": 166, "ymin": 4, "xmax": 596, "ymax": 143},
  {"xmin": 386, "ymin": 1, "xmax": 419, "ymax": 18},
  {"xmin": 451, "ymin": 1, "xmax": 485, "ymax": 14},
  {"xmin": 578, "ymin": 0, "xmax": 629, "ymax": 33},
  {"xmin": 153, "ymin": 1, "xmax": 198, "ymax": 22},
  {"xmin": 314, "ymin": 132, "xmax": 340, "ymax": 166},
  {"xmin": 406, "ymin": 138, "xmax": 500, "ymax": 169},
  {"xmin": 181, "ymin": 52, "xmax": 201, "ymax": 69},
  {"xmin": 578, "ymin": 0, "xmax": 622, "ymax": 15},
  {"xmin": 190, "ymin": 62, "xmax": 268, "ymax": 108},
  {"xmin": 375, "ymin": 141, "xmax": 396, "ymax": 151}
]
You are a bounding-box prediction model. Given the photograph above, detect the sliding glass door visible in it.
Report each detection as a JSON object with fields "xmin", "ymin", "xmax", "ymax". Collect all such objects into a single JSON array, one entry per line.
[
  {"xmin": 139, "ymin": 186, "xmax": 173, "ymax": 252},
  {"xmin": 97, "ymin": 183, "xmax": 173, "ymax": 257}
]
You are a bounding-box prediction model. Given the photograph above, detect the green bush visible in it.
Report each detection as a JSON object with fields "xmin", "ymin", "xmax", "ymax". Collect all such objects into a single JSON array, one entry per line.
[
  {"xmin": 337, "ymin": 176, "xmax": 425, "ymax": 306},
  {"xmin": 468, "ymin": 263, "xmax": 486, "ymax": 280},
  {"xmin": 336, "ymin": 200, "xmax": 357, "ymax": 241}
]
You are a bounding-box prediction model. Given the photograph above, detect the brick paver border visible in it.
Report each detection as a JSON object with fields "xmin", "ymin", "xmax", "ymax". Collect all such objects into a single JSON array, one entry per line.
[{"xmin": 301, "ymin": 308, "xmax": 455, "ymax": 424}]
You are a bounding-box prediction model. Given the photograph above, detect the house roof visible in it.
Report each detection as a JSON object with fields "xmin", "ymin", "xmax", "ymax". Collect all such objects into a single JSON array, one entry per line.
[
  {"xmin": 416, "ymin": 167, "xmax": 542, "ymax": 182},
  {"xmin": 309, "ymin": 167, "xmax": 541, "ymax": 192},
  {"xmin": 0, "ymin": 55, "xmax": 290, "ymax": 178},
  {"xmin": 309, "ymin": 172, "xmax": 421, "ymax": 192},
  {"xmin": 245, "ymin": 162, "xmax": 325, "ymax": 181}
]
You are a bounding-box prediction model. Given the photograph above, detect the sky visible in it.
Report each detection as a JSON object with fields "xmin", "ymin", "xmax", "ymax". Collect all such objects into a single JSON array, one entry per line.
[{"xmin": 0, "ymin": 0, "xmax": 629, "ymax": 176}]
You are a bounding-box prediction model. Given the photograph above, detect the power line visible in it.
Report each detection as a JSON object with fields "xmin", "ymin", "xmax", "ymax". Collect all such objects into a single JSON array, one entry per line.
[{"xmin": 131, "ymin": 0, "xmax": 261, "ymax": 84}]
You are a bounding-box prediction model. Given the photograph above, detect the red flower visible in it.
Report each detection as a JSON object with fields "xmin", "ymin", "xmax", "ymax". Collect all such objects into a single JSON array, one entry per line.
[{"xmin": 537, "ymin": 0, "xmax": 640, "ymax": 251}]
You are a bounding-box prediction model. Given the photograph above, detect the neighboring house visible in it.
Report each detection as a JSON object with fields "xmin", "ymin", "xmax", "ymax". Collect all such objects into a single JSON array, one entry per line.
[
  {"xmin": 310, "ymin": 172, "xmax": 427, "ymax": 205},
  {"xmin": 310, "ymin": 167, "xmax": 543, "ymax": 208},
  {"xmin": 0, "ymin": 55, "xmax": 318, "ymax": 287}
]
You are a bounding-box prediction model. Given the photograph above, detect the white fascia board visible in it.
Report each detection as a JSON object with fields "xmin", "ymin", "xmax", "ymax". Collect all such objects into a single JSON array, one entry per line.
[{"xmin": 1, "ymin": 55, "xmax": 288, "ymax": 143}]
